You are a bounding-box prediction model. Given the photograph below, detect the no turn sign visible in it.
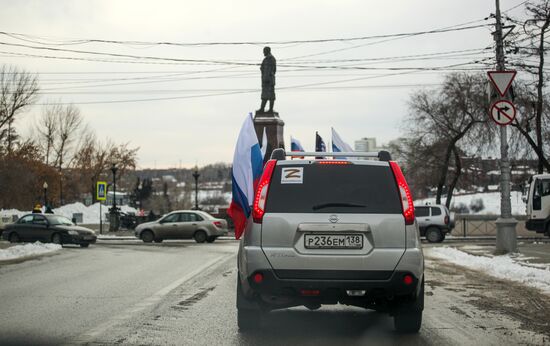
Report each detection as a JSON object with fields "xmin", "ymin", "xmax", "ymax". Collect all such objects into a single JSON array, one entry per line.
[{"xmin": 489, "ymin": 100, "xmax": 516, "ymax": 126}]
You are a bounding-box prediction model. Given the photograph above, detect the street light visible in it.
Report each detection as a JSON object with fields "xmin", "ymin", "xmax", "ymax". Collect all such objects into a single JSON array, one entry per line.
[
  {"xmin": 109, "ymin": 163, "xmax": 119, "ymax": 231},
  {"xmin": 192, "ymin": 167, "xmax": 200, "ymax": 210},
  {"xmin": 111, "ymin": 163, "xmax": 118, "ymax": 210},
  {"xmin": 43, "ymin": 181, "xmax": 48, "ymax": 207}
]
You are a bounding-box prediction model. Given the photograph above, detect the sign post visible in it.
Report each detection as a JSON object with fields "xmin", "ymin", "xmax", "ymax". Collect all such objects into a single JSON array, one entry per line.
[{"xmin": 97, "ymin": 181, "xmax": 107, "ymax": 234}]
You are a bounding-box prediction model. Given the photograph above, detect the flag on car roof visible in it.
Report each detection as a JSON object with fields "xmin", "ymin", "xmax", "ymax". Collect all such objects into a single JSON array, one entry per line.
[
  {"xmin": 228, "ymin": 113, "xmax": 264, "ymax": 239},
  {"xmin": 290, "ymin": 136, "xmax": 305, "ymax": 152},
  {"xmin": 331, "ymin": 127, "xmax": 354, "ymax": 158},
  {"xmin": 260, "ymin": 127, "xmax": 267, "ymax": 160},
  {"xmin": 290, "ymin": 135, "xmax": 305, "ymax": 159},
  {"xmin": 315, "ymin": 132, "xmax": 326, "ymax": 159}
]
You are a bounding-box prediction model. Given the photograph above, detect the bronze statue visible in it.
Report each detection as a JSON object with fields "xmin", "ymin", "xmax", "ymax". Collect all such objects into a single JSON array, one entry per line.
[{"xmin": 258, "ymin": 46, "xmax": 276, "ymax": 113}]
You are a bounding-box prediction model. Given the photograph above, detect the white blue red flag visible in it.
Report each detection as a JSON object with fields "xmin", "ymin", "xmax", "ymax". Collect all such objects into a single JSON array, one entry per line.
[
  {"xmin": 228, "ymin": 113, "xmax": 264, "ymax": 239},
  {"xmin": 290, "ymin": 136, "xmax": 305, "ymax": 152},
  {"xmin": 331, "ymin": 127, "xmax": 354, "ymax": 158}
]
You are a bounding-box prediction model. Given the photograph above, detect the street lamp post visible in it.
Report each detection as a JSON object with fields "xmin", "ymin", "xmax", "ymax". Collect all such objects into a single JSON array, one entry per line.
[
  {"xmin": 43, "ymin": 182, "xmax": 48, "ymax": 208},
  {"xmin": 192, "ymin": 168, "xmax": 200, "ymax": 210},
  {"xmin": 109, "ymin": 164, "xmax": 120, "ymax": 231}
]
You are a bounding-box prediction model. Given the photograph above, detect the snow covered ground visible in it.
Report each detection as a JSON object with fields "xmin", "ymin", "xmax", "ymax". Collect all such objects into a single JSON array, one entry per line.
[
  {"xmin": 0, "ymin": 202, "xmax": 137, "ymax": 224},
  {"xmin": 0, "ymin": 242, "xmax": 62, "ymax": 261},
  {"xmin": 426, "ymin": 247, "xmax": 550, "ymax": 294},
  {"xmin": 415, "ymin": 191, "xmax": 526, "ymax": 215}
]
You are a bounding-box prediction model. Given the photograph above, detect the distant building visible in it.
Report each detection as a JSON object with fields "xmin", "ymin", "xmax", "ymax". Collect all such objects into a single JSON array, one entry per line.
[{"xmin": 354, "ymin": 137, "xmax": 388, "ymax": 158}]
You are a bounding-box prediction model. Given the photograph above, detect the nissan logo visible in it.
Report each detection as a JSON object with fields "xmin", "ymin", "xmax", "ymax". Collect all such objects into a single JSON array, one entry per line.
[{"xmin": 329, "ymin": 215, "xmax": 339, "ymax": 223}]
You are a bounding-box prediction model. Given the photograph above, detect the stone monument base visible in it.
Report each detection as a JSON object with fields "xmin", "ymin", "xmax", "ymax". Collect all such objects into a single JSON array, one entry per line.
[{"xmin": 253, "ymin": 111, "xmax": 285, "ymax": 163}]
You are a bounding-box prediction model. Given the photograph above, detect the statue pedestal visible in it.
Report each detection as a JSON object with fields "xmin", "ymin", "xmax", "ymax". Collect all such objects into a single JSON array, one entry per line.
[{"xmin": 253, "ymin": 111, "xmax": 285, "ymax": 163}]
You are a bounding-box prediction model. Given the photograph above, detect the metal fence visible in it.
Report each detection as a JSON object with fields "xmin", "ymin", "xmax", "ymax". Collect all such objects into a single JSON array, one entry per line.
[{"xmin": 452, "ymin": 214, "xmax": 530, "ymax": 237}]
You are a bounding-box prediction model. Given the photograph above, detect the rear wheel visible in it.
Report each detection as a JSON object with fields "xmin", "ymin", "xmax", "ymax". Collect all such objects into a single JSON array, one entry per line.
[
  {"xmin": 51, "ymin": 233, "xmax": 62, "ymax": 245},
  {"xmin": 237, "ymin": 277, "xmax": 261, "ymax": 331},
  {"xmin": 194, "ymin": 230, "xmax": 207, "ymax": 243},
  {"xmin": 9, "ymin": 233, "xmax": 20, "ymax": 243},
  {"xmin": 425, "ymin": 227, "xmax": 443, "ymax": 243},
  {"xmin": 141, "ymin": 230, "xmax": 154, "ymax": 243},
  {"xmin": 394, "ymin": 279, "xmax": 424, "ymax": 333},
  {"xmin": 206, "ymin": 236, "xmax": 216, "ymax": 243}
]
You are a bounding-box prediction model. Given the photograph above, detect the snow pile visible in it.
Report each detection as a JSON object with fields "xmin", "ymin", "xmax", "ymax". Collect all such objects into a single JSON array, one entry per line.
[
  {"xmin": 0, "ymin": 202, "xmax": 137, "ymax": 224},
  {"xmin": 415, "ymin": 191, "xmax": 525, "ymax": 215},
  {"xmin": 426, "ymin": 247, "xmax": 550, "ymax": 294},
  {"xmin": 0, "ymin": 242, "xmax": 62, "ymax": 261}
]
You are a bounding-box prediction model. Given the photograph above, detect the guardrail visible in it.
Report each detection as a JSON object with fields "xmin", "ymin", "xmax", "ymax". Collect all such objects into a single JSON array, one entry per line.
[{"xmin": 452, "ymin": 214, "xmax": 532, "ymax": 237}]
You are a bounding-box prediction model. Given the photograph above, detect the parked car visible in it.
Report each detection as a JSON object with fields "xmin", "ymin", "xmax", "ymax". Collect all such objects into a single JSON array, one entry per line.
[
  {"xmin": 414, "ymin": 204, "xmax": 455, "ymax": 243},
  {"xmin": 1, "ymin": 214, "xmax": 97, "ymax": 247},
  {"xmin": 134, "ymin": 210, "xmax": 228, "ymax": 243},
  {"xmin": 237, "ymin": 149, "xmax": 424, "ymax": 333}
]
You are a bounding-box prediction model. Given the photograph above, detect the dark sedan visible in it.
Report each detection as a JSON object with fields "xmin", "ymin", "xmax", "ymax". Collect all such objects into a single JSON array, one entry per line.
[{"xmin": 1, "ymin": 214, "xmax": 97, "ymax": 247}]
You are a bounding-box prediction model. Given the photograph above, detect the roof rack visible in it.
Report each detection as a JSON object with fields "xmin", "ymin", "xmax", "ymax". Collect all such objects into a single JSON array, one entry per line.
[{"xmin": 270, "ymin": 149, "xmax": 392, "ymax": 161}]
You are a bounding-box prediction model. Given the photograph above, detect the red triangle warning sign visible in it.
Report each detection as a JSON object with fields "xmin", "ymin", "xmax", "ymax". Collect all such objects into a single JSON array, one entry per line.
[{"xmin": 487, "ymin": 71, "xmax": 517, "ymax": 97}]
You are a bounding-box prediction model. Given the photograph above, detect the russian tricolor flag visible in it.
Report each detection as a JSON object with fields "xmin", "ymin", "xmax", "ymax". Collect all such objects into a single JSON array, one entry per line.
[{"xmin": 228, "ymin": 113, "xmax": 264, "ymax": 239}]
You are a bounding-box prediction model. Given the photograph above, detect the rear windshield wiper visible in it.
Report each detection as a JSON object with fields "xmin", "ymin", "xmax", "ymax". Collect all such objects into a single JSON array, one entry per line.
[{"xmin": 312, "ymin": 202, "xmax": 366, "ymax": 211}]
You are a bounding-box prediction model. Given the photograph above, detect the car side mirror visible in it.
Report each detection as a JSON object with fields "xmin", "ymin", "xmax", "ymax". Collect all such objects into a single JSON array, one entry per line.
[{"xmin": 72, "ymin": 217, "xmax": 77, "ymax": 224}]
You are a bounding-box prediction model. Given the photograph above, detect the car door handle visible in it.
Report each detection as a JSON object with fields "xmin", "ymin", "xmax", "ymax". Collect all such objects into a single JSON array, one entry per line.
[
  {"xmin": 172, "ymin": 224, "xmax": 177, "ymax": 226},
  {"xmin": 192, "ymin": 223, "xmax": 197, "ymax": 226},
  {"xmin": 425, "ymin": 219, "xmax": 430, "ymax": 221}
]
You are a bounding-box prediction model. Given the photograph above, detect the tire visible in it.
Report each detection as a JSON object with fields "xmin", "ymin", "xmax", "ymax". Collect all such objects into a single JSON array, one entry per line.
[
  {"xmin": 394, "ymin": 310, "xmax": 423, "ymax": 333},
  {"xmin": 51, "ymin": 233, "xmax": 62, "ymax": 245},
  {"xmin": 80, "ymin": 243, "xmax": 90, "ymax": 248},
  {"xmin": 9, "ymin": 233, "xmax": 20, "ymax": 243},
  {"xmin": 425, "ymin": 227, "xmax": 443, "ymax": 243},
  {"xmin": 194, "ymin": 230, "xmax": 207, "ymax": 243},
  {"xmin": 141, "ymin": 230, "xmax": 154, "ymax": 243},
  {"xmin": 394, "ymin": 279, "xmax": 424, "ymax": 333},
  {"xmin": 237, "ymin": 277, "xmax": 261, "ymax": 331},
  {"xmin": 206, "ymin": 236, "xmax": 216, "ymax": 243}
]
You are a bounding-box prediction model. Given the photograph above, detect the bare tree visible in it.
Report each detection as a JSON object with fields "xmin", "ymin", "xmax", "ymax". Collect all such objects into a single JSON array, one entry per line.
[
  {"xmin": 0, "ymin": 65, "xmax": 39, "ymax": 153},
  {"xmin": 34, "ymin": 103, "xmax": 58, "ymax": 165},
  {"xmin": 407, "ymin": 73, "xmax": 490, "ymax": 207},
  {"xmin": 507, "ymin": 0, "xmax": 550, "ymax": 173}
]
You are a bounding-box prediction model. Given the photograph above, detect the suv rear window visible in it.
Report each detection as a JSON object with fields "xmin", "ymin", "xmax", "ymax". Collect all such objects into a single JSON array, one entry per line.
[
  {"xmin": 431, "ymin": 207, "xmax": 442, "ymax": 216},
  {"xmin": 266, "ymin": 163, "xmax": 402, "ymax": 214}
]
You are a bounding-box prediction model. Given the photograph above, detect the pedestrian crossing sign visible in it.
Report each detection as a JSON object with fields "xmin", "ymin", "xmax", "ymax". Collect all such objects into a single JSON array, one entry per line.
[{"xmin": 97, "ymin": 181, "xmax": 107, "ymax": 201}]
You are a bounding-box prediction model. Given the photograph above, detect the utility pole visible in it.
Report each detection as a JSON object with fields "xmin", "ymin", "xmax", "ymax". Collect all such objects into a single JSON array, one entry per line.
[{"xmin": 494, "ymin": 0, "xmax": 518, "ymax": 254}]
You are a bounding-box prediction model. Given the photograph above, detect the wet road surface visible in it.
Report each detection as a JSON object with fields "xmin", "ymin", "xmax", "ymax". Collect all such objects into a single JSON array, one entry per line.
[{"xmin": 0, "ymin": 240, "xmax": 548, "ymax": 345}]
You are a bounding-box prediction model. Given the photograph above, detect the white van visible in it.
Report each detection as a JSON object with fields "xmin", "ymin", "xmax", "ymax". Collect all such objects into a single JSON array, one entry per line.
[{"xmin": 525, "ymin": 174, "xmax": 550, "ymax": 236}]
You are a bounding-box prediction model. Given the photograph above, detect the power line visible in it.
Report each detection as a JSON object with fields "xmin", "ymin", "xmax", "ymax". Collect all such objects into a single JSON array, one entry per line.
[{"xmin": 0, "ymin": 23, "xmax": 490, "ymax": 48}]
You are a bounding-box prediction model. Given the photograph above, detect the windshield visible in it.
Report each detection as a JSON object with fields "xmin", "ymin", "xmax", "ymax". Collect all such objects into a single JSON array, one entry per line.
[{"xmin": 46, "ymin": 215, "xmax": 74, "ymax": 225}]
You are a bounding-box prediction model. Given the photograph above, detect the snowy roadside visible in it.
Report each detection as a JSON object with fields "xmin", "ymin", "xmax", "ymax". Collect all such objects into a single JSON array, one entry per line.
[
  {"xmin": 0, "ymin": 242, "xmax": 62, "ymax": 262},
  {"xmin": 425, "ymin": 246, "xmax": 550, "ymax": 294}
]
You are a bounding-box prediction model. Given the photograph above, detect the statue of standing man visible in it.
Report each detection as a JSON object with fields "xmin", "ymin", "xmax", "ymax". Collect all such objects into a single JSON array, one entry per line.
[{"xmin": 258, "ymin": 46, "xmax": 276, "ymax": 113}]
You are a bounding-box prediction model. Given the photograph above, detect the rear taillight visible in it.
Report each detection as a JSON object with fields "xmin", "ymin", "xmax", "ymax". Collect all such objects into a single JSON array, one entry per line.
[
  {"xmin": 252, "ymin": 160, "xmax": 277, "ymax": 223},
  {"xmin": 389, "ymin": 161, "xmax": 415, "ymax": 225},
  {"xmin": 213, "ymin": 221, "xmax": 223, "ymax": 228},
  {"xmin": 444, "ymin": 215, "xmax": 449, "ymax": 225}
]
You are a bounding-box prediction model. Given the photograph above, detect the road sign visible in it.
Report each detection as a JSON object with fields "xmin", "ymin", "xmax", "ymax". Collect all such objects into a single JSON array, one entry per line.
[
  {"xmin": 490, "ymin": 100, "xmax": 516, "ymax": 126},
  {"xmin": 97, "ymin": 181, "xmax": 107, "ymax": 201},
  {"xmin": 487, "ymin": 70, "xmax": 516, "ymax": 97}
]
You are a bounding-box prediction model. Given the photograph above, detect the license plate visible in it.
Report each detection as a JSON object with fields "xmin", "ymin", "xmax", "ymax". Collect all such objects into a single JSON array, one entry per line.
[{"xmin": 304, "ymin": 234, "xmax": 363, "ymax": 249}]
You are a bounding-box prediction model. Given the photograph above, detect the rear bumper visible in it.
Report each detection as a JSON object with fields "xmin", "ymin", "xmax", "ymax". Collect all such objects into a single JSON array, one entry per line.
[{"xmin": 245, "ymin": 269, "xmax": 420, "ymax": 300}]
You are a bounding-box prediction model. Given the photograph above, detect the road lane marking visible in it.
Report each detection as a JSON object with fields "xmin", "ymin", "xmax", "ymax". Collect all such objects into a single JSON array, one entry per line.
[{"xmin": 71, "ymin": 254, "xmax": 230, "ymax": 344}]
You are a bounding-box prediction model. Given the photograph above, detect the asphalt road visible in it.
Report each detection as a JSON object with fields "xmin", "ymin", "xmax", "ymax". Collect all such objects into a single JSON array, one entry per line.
[{"xmin": 0, "ymin": 240, "xmax": 549, "ymax": 345}]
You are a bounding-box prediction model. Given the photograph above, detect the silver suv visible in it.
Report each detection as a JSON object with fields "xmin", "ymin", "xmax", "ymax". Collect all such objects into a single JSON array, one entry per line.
[
  {"xmin": 414, "ymin": 205, "xmax": 455, "ymax": 243},
  {"xmin": 237, "ymin": 150, "xmax": 424, "ymax": 333}
]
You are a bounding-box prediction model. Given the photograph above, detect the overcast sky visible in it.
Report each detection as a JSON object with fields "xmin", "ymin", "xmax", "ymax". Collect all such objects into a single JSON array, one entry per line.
[{"xmin": 0, "ymin": 0, "xmax": 528, "ymax": 168}]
